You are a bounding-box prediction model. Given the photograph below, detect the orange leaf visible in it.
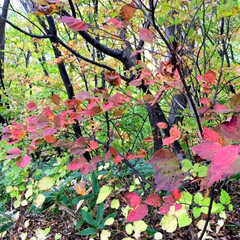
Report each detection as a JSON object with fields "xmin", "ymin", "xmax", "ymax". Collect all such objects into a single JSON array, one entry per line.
[
  {"xmin": 74, "ymin": 181, "xmax": 86, "ymax": 196},
  {"xmin": 120, "ymin": 1, "xmax": 136, "ymax": 21}
]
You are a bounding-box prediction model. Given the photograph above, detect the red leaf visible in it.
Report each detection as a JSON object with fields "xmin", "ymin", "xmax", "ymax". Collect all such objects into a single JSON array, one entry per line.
[
  {"xmin": 58, "ymin": 16, "xmax": 89, "ymax": 31},
  {"xmin": 106, "ymin": 18, "xmax": 122, "ymax": 28},
  {"xmin": 75, "ymin": 91, "xmax": 92, "ymax": 101},
  {"xmin": 172, "ymin": 189, "xmax": 181, "ymax": 200},
  {"xmin": 200, "ymin": 97, "xmax": 211, "ymax": 105},
  {"xmin": 6, "ymin": 148, "xmax": 22, "ymax": 159},
  {"xmin": 157, "ymin": 122, "xmax": 168, "ymax": 129},
  {"xmin": 16, "ymin": 155, "xmax": 31, "ymax": 168},
  {"xmin": 43, "ymin": 127, "xmax": 57, "ymax": 136},
  {"xmin": 88, "ymin": 140, "xmax": 99, "ymax": 151},
  {"xmin": 113, "ymin": 155, "xmax": 122, "ymax": 164},
  {"xmin": 221, "ymin": 115, "xmax": 240, "ymax": 140},
  {"xmin": 139, "ymin": 28, "xmax": 154, "ymax": 43},
  {"xmin": 192, "ymin": 140, "xmax": 221, "ymax": 161},
  {"xmin": 130, "ymin": 49, "xmax": 144, "ymax": 57},
  {"xmin": 202, "ymin": 127, "xmax": 224, "ymax": 145},
  {"xmin": 163, "ymin": 136, "xmax": 175, "ymax": 145},
  {"xmin": 125, "ymin": 192, "xmax": 142, "ymax": 208},
  {"xmin": 102, "ymin": 102, "xmax": 114, "ymax": 111},
  {"xmin": 175, "ymin": 204, "xmax": 182, "ymax": 211},
  {"xmin": 204, "ymin": 70, "xmax": 216, "ymax": 84},
  {"xmin": 68, "ymin": 157, "xmax": 87, "ymax": 170},
  {"xmin": 52, "ymin": 94, "xmax": 61, "ymax": 105},
  {"xmin": 147, "ymin": 149, "xmax": 184, "ymax": 191},
  {"xmin": 201, "ymin": 145, "xmax": 240, "ymax": 189},
  {"xmin": 127, "ymin": 204, "xmax": 148, "ymax": 222},
  {"xmin": 159, "ymin": 195, "xmax": 175, "ymax": 215},
  {"xmin": 145, "ymin": 193, "xmax": 161, "ymax": 207},
  {"xmin": 27, "ymin": 102, "xmax": 37, "ymax": 111},
  {"xmin": 213, "ymin": 104, "xmax": 230, "ymax": 113},
  {"xmin": 197, "ymin": 75, "xmax": 205, "ymax": 82}
]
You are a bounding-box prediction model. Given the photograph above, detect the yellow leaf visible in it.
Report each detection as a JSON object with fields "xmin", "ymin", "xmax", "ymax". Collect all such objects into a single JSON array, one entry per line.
[
  {"xmin": 160, "ymin": 215, "xmax": 177, "ymax": 233},
  {"xmin": 38, "ymin": 176, "xmax": 55, "ymax": 190}
]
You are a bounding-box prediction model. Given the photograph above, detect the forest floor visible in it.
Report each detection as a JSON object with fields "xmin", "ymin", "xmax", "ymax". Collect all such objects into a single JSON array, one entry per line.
[{"xmin": 2, "ymin": 180, "xmax": 240, "ymax": 240}]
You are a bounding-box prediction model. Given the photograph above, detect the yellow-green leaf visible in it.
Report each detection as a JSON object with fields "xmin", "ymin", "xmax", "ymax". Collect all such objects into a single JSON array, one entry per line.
[
  {"xmin": 96, "ymin": 185, "xmax": 113, "ymax": 204},
  {"xmin": 111, "ymin": 199, "xmax": 120, "ymax": 209},
  {"xmin": 38, "ymin": 176, "xmax": 55, "ymax": 191},
  {"xmin": 160, "ymin": 215, "xmax": 177, "ymax": 233}
]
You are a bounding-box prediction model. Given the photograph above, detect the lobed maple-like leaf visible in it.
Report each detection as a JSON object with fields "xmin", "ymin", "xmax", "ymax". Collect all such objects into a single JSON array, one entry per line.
[
  {"xmin": 147, "ymin": 149, "xmax": 185, "ymax": 191},
  {"xmin": 145, "ymin": 193, "xmax": 161, "ymax": 207},
  {"xmin": 58, "ymin": 16, "xmax": 89, "ymax": 31},
  {"xmin": 127, "ymin": 204, "xmax": 148, "ymax": 222}
]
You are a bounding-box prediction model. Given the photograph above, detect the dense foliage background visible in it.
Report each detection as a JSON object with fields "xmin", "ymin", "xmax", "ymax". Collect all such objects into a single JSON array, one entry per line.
[{"xmin": 0, "ymin": 0, "xmax": 240, "ymax": 239}]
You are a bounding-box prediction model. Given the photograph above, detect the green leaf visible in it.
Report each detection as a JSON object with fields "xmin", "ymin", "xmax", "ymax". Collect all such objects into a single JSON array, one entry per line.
[
  {"xmin": 220, "ymin": 189, "xmax": 231, "ymax": 205},
  {"xmin": 96, "ymin": 185, "xmax": 113, "ymax": 204},
  {"xmin": 194, "ymin": 192, "xmax": 203, "ymax": 205},
  {"xmin": 78, "ymin": 227, "xmax": 97, "ymax": 236},
  {"xmin": 125, "ymin": 223, "xmax": 133, "ymax": 235},
  {"xmin": 179, "ymin": 192, "xmax": 192, "ymax": 205},
  {"xmin": 0, "ymin": 221, "xmax": 15, "ymax": 233},
  {"xmin": 178, "ymin": 212, "xmax": 192, "ymax": 228},
  {"xmin": 193, "ymin": 207, "xmax": 201, "ymax": 218},
  {"xmin": 197, "ymin": 166, "xmax": 208, "ymax": 177},
  {"xmin": 92, "ymin": 172, "xmax": 99, "ymax": 195},
  {"xmin": 80, "ymin": 209, "xmax": 96, "ymax": 227},
  {"xmin": 182, "ymin": 159, "xmax": 192, "ymax": 172},
  {"xmin": 96, "ymin": 203, "xmax": 104, "ymax": 226},
  {"xmin": 228, "ymin": 204, "xmax": 233, "ymax": 211}
]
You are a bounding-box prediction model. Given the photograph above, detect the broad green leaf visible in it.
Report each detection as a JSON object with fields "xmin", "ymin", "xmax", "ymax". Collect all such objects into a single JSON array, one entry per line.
[
  {"xmin": 80, "ymin": 209, "xmax": 96, "ymax": 227},
  {"xmin": 228, "ymin": 204, "xmax": 233, "ymax": 211},
  {"xmin": 194, "ymin": 192, "xmax": 203, "ymax": 204},
  {"xmin": 220, "ymin": 189, "xmax": 231, "ymax": 205},
  {"xmin": 179, "ymin": 192, "xmax": 192, "ymax": 205},
  {"xmin": 38, "ymin": 176, "xmax": 55, "ymax": 191},
  {"xmin": 111, "ymin": 199, "xmax": 120, "ymax": 209},
  {"xmin": 78, "ymin": 227, "xmax": 97, "ymax": 236},
  {"xmin": 193, "ymin": 207, "xmax": 201, "ymax": 218},
  {"xmin": 96, "ymin": 185, "xmax": 113, "ymax": 204},
  {"xmin": 177, "ymin": 212, "xmax": 192, "ymax": 228},
  {"xmin": 197, "ymin": 165, "xmax": 208, "ymax": 177},
  {"xmin": 182, "ymin": 159, "xmax": 192, "ymax": 172},
  {"xmin": 160, "ymin": 215, "xmax": 177, "ymax": 233}
]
